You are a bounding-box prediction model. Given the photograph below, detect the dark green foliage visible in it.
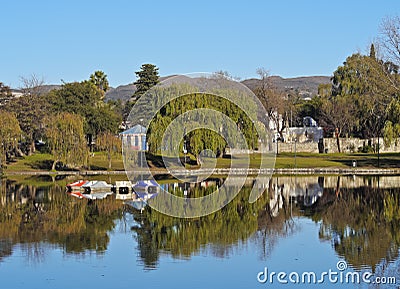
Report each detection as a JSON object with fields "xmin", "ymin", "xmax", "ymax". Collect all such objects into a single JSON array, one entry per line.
[
  {"xmin": 369, "ymin": 43, "xmax": 376, "ymax": 59},
  {"xmin": 89, "ymin": 70, "xmax": 109, "ymax": 94},
  {"xmin": 324, "ymin": 53, "xmax": 397, "ymax": 140},
  {"xmin": 147, "ymin": 92, "xmax": 258, "ymax": 163},
  {"xmin": 48, "ymin": 81, "xmax": 121, "ymax": 136},
  {"xmin": 4, "ymin": 93, "xmax": 49, "ymax": 154},
  {"xmin": 133, "ymin": 64, "xmax": 160, "ymax": 98}
]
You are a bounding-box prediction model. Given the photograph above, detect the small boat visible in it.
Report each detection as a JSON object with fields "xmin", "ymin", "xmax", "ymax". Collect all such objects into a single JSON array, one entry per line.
[
  {"xmin": 66, "ymin": 180, "xmax": 89, "ymax": 192},
  {"xmin": 68, "ymin": 190, "xmax": 113, "ymax": 200},
  {"xmin": 82, "ymin": 191, "xmax": 113, "ymax": 200},
  {"xmin": 114, "ymin": 181, "xmax": 134, "ymax": 200},
  {"xmin": 133, "ymin": 180, "xmax": 159, "ymax": 200},
  {"xmin": 66, "ymin": 180, "xmax": 114, "ymax": 200},
  {"xmin": 68, "ymin": 191, "xmax": 86, "ymax": 199},
  {"xmin": 82, "ymin": 181, "xmax": 113, "ymax": 194}
]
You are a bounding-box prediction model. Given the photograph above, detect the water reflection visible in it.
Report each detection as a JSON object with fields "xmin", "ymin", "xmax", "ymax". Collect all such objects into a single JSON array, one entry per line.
[
  {"xmin": 0, "ymin": 175, "xmax": 399, "ymax": 284},
  {"xmin": 0, "ymin": 179, "xmax": 123, "ymax": 257}
]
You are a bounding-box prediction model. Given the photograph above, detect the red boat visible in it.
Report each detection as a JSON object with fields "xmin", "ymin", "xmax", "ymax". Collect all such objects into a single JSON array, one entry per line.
[{"xmin": 66, "ymin": 180, "xmax": 89, "ymax": 192}]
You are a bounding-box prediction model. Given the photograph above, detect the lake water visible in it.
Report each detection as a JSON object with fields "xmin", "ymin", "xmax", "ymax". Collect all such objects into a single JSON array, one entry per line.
[{"xmin": 0, "ymin": 175, "xmax": 399, "ymax": 289}]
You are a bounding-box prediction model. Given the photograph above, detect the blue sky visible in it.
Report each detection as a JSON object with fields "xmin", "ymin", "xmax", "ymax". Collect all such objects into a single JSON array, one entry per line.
[{"xmin": 1, "ymin": 0, "xmax": 399, "ymax": 88}]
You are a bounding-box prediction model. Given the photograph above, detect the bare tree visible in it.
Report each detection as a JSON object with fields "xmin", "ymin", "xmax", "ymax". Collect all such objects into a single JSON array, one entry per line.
[
  {"xmin": 19, "ymin": 74, "xmax": 45, "ymax": 97},
  {"xmin": 6, "ymin": 74, "xmax": 47, "ymax": 155},
  {"xmin": 319, "ymin": 94, "xmax": 356, "ymax": 152},
  {"xmin": 379, "ymin": 16, "xmax": 400, "ymax": 66},
  {"xmin": 254, "ymin": 68, "xmax": 287, "ymax": 143}
]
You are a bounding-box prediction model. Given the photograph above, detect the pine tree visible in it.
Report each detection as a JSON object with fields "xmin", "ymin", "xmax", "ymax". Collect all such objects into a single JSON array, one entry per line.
[
  {"xmin": 133, "ymin": 64, "xmax": 160, "ymax": 99},
  {"xmin": 370, "ymin": 43, "xmax": 376, "ymax": 59}
]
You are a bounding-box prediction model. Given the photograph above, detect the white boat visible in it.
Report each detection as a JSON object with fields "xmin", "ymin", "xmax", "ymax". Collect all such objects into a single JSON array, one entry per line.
[
  {"xmin": 82, "ymin": 191, "xmax": 113, "ymax": 200},
  {"xmin": 66, "ymin": 180, "xmax": 114, "ymax": 200},
  {"xmin": 114, "ymin": 181, "xmax": 134, "ymax": 200},
  {"xmin": 82, "ymin": 181, "xmax": 113, "ymax": 194}
]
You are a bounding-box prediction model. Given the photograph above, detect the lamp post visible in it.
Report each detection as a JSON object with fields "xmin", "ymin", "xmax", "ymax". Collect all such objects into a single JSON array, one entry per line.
[
  {"xmin": 183, "ymin": 139, "xmax": 187, "ymax": 169},
  {"xmin": 378, "ymin": 135, "xmax": 380, "ymax": 168},
  {"xmin": 294, "ymin": 137, "xmax": 297, "ymax": 168},
  {"xmin": 377, "ymin": 116, "xmax": 380, "ymax": 168}
]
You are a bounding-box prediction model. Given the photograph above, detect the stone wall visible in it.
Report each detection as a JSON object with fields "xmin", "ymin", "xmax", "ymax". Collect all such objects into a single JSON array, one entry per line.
[{"xmin": 278, "ymin": 137, "xmax": 400, "ymax": 153}]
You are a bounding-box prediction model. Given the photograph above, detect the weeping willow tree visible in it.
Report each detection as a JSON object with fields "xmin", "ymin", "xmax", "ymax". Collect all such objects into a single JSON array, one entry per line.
[
  {"xmin": 0, "ymin": 111, "xmax": 21, "ymax": 169},
  {"xmin": 44, "ymin": 112, "xmax": 88, "ymax": 170},
  {"xmin": 147, "ymin": 92, "xmax": 258, "ymax": 165},
  {"xmin": 96, "ymin": 131, "xmax": 122, "ymax": 169}
]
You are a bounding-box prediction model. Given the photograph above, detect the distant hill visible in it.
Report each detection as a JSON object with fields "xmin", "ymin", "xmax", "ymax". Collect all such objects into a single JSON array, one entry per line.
[
  {"xmin": 104, "ymin": 75, "xmax": 177, "ymax": 102},
  {"xmin": 17, "ymin": 75, "xmax": 331, "ymax": 102},
  {"xmin": 242, "ymin": 76, "xmax": 331, "ymax": 98},
  {"xmin": 105, "ymin": 75, "xmax": 331, "ymax": 102},
  {"xmin": 105, "ymin": 83, "xmax": 136, "ymax": 102}
]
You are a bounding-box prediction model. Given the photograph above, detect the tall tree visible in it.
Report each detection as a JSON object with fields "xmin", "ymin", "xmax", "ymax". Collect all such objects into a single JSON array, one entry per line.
[
  {"xmin": 330, "ymin": 53, "xmax": 392, "ymax": 139},
  {"xmin": 44, "ymin": 112, "xmax": 88, "ymax": 170},
  {"xmin": 19, "ymin": 74, "xmax": 45, "ymax": 97},
  {"xmin": 89, "ymin": 70, "xmax": 109, "ymax": 95},
  {"xmin": 319, "ymin": 91, "xmax": 356, "ymax": 152},
  {"xmin": 48, "ymin": 81, "xmax": 121, "ymax": 147},
  {"xmin": 96, "ymin": 132, "xmax": 122, "ymax": 169},
  {"xmin": 146, "ymin": 87, "xmax": 256, "ymax": 165},
  {"xmin": 379, "ymin": 16, "xmax": 400, "ymax": 145},
  {"xmin": 0, "ymin": 111, "xmax": 21, "ymax": 169},
  {"xmin": 379, "ymin": 16, "xmax": 400, "ymax": 67},
  {"xmin": 369, "ymin": 43, "xmax": 376, "ymax": 59},
  {"xmin": 253, "ymin": 68, "xmax": 288, "ymax": 144},
  {"xmin": 4, "ymin": 75, "xmax": 48, "ymax": 155},
  {"xmin": 133, "ymin": 64, "xmax": 160, "ymax": 99}
]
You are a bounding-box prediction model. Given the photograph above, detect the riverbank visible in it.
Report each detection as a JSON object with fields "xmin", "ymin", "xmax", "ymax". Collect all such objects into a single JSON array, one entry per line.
[
  {"xmin": 3, "ymin": 167, "xmax": 400, "ymax": 176},
  {"xmin": 2, "ymin": 152, "xmax": 400, "ymax": 177}
]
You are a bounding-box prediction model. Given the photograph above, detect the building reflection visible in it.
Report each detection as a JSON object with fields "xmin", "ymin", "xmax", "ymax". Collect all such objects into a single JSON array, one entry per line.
[{"xmin": 0, "ymin": 175, "xmax": 399, "ymax": 276}]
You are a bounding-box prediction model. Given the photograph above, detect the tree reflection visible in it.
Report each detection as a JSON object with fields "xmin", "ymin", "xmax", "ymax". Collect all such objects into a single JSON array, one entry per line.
[
  {"xmin": 129, "ymin": 179, "xmax": 301, "ymax": 268},
  {"xmin": 309, "ymin": 177, "xmax": 400, "ymax": 270},
  {"xmin": 129, "ymin": 184, "xmax": 264, "ymax": 268},
  {"xmin": 1, "ymin": 175, "xmax": 400, "ymax": 276},
  {"xmin": 0, "ymin": 179, "xmax": 123, "ymax": 260}
]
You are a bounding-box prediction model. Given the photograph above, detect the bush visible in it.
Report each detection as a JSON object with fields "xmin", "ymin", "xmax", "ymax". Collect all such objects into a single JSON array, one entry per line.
[{"xmin": 358, "ymin": 145, "xmax": 374, "ymax": 153}]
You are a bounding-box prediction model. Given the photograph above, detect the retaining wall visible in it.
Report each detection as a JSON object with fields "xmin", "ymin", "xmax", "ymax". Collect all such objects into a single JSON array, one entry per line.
[{"xmin": 278, "ymin": 137, "xmax": 400, "ymax": 153}]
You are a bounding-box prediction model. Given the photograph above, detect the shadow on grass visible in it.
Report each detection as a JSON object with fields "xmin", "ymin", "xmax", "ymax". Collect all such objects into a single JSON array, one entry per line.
[
  {"xmin": 29, "ymin": 160, "xmax": 80, "ymax": 171},
  {"xmin": 87, "ymin": 165, "xmax": 107, "ymax": 171},
  {"xmin": 331, "ymin": 155, "xmax": 400, "ymax": 168},
  {"xmin": 146, "ymin": 153, "xmax": 198, "ymax": 168}
]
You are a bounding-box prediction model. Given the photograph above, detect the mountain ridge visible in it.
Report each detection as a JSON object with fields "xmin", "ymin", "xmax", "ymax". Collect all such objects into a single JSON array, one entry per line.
[{"xmin": 10, "ymin": 75, "xmax": 331, "ymax": 101}]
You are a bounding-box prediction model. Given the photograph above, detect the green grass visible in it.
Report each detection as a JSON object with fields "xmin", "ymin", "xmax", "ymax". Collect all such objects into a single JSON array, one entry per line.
[
  {"xmin": 5, "ymin": 153, "xmax": 54, "ymax": 172},
  {"xmin": 276, "ymin": 152, "xmax": 400, "ymax": 169},
  {"xmin": 88, "ymin": 152, "xmax": 125, "ymax": 171},
  {"xmin": 4, "ymin": 151, "xmax": 125, "ymax": 174},
  {"xmin": 3, "ymin": 151, "xmax": 399, "ymax": 175}
]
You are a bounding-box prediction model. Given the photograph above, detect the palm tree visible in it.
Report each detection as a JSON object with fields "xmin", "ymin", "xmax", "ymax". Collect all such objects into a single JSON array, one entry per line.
[{"xmin": 89, "ymin": 70, "xmax": 109, "ymax": 94}]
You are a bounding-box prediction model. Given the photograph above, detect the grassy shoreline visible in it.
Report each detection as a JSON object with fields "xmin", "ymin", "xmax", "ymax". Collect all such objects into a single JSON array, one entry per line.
[{"xmin": 2, "ymin": 151, "xmax": 400, "ymax": 176}]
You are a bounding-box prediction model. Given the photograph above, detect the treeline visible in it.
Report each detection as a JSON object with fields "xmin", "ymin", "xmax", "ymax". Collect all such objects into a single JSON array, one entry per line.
[
  {"xmin": 0, "ymin": 71, "xmax": 123, "ymax": 170},
  {"xmin": 254, "ymin": 16, "xmax": 400, "ymax": 152}
]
